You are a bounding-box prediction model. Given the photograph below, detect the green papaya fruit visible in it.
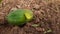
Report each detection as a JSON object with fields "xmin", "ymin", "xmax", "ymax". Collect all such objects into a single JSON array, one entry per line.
[{"xmin": 6, "ymin": 9, "xmax": 33, "ymax": 26}]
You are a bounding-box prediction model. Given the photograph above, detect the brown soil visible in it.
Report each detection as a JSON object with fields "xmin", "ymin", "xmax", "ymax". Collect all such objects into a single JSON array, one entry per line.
[{"xmin": 0, "ymin": 0, "xmax": 60, "ymax": 34}]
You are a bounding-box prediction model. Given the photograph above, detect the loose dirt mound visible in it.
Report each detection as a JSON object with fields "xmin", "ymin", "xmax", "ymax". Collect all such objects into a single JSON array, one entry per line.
[{"xmin": 0, "ymin": 0, "xmax": 60, "ymax": 34}]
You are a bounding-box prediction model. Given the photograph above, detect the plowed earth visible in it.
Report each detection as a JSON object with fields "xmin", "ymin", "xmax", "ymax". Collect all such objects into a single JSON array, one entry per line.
[{"xmin": 0, "ymin": 0, "xmax": 60, "ymax": 34}]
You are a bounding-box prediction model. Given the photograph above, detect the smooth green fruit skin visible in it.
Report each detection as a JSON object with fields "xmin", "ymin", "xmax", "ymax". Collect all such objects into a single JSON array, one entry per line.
[
  {"xmin": 24, "ymin": 9, "xmax": 33, "ymax": 21},
  {"xmin": 7, "ymin": 9, "xmax": 33, "ymax": 26}
]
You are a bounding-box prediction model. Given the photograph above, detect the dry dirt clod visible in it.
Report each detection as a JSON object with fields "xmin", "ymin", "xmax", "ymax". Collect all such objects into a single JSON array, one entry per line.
[
  {"xmin": 36, "ymin": 27, "xmax": 45, "ymax": 32},
  {"xmin": 11, "ymin": 7, "xmax": 17, "ymax": 11},
  {"xmin": 33, "ymin": 4, "xmax": 40, "ymax": 10}
]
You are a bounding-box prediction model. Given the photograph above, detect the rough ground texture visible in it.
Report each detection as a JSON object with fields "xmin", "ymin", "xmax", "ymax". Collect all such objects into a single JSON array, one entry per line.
[{"xmin": 0, "ymin": 0, "xmax": 60, "ymax": 34}]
